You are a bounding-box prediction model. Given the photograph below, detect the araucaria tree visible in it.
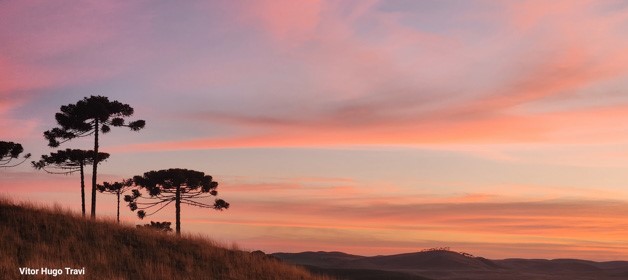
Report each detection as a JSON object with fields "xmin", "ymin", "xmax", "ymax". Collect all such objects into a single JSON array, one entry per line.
[
  {"xmin": 0, "ymin": 141, "xmax": 31, "ymax": 167},
  {"xmin": 44, "ymin": 95, "xmax": 145, "ymax": 219},
  {"xmin": 97, "ymin": 179, "xmax": 133, "ymax": 223},
  {"xmin": 32, "ymin": 149, "xmax": 110, "ymax": 217},
  {"xmin": 125, "ymin": 168, "xmax": 229, "ymax": 236}
]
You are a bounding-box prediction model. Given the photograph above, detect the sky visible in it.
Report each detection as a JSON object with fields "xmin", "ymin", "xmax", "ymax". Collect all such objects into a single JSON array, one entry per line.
[{"xmin": 2, "ymin": 0, "xmax": 628, "ymax": 261}]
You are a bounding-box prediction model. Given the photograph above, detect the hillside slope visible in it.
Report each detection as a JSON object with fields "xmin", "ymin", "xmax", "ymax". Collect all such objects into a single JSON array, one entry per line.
[{"xmin": 0, "ymin": 198, "xmax": 331, "ymax": 280}]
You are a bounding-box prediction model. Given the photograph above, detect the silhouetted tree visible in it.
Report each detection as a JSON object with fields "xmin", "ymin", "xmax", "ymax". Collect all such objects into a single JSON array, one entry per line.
[
  {"xmin": 125, "ymin": 168, "xmax": 229, "ymax": 236},
  {"xmin": 136, "ymin": 221, "xmax": 173, "ymax": 233},
  {"xmin": 44, "ymin": 95, "xmax": 145, "ymax": 219},
  {"xmin": 0, "ymin": 141, "xmax": 31, "ymax": 167},
  {"xmin": 97, "ymin": 179, "xmax": 133, "ymax": 223},
  {"xmin": 32, "ymin": 149, "xmax": 110, "ymax": 217}
]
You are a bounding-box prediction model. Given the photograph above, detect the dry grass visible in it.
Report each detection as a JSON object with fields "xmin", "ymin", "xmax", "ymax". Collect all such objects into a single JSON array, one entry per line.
[{"xmin": 0, "ymin": 197, "xmax": 333, "ymax": 280}]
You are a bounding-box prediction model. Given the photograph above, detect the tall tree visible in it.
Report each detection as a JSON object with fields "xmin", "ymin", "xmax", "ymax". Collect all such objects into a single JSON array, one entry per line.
[
  {"xmin": 97, "ymin": 179, "xmax": 133, "ymax": 223},
  {"xmin": 125, "ymin": 168, "xmax": 229, "ymax": 236},
  {"xmin": 32, "ymin": 149, "xmax": 110, "ymax": 217},
  {"xmin": 0, "ymin": 141, "xmax": 31, "ymax": 167},
  {"xmin": 44, "ymin": 95, "xmax": 145, "ymax": 219}
]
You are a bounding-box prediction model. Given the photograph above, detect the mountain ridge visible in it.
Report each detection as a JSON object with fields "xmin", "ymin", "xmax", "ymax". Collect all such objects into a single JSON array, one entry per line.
[{"xmin": 273, "ymin": 250, "xmax": 628, "ymax": 280}]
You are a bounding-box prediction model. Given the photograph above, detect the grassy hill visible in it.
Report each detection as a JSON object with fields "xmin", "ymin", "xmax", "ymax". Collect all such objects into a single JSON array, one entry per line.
[{"xmin": 0, "ymin": 198, "xmax": 332, "ymax": 280}]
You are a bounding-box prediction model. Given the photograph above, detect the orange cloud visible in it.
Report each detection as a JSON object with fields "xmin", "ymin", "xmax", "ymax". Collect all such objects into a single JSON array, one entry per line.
[
  {"xmin": 173, "ymin": 177, "xmax": 628, "ymax": 260},
  {"xmin": 185, "ymin": 192, "xmax": 628, "ymax": 260},
  {"xmin": 6, "ymin": 172, "xmax": 628, "ymax": 260},
  {"xmin": 108, "ymin": 113, "xmax": 552, "ymax": 153}
]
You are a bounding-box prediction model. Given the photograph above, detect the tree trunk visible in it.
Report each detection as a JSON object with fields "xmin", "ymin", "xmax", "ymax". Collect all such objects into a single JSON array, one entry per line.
[
  {"xmin": 91, "ymin": 118, "xmax": 99, "ymax": 219},
  {"xmin": 175, "ymin": 185, "xmax": 181, "ymax": 236},
  {"xmin": 80, "ymin": 163, "xmax": 85, "ymax": 218},
  {"xmin": 116, "ymin": 189, "xmax": 120, "ymax": 223}
]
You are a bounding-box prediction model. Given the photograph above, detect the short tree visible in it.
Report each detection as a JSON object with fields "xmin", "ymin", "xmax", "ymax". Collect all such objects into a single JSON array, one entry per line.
[
  {"xmin": 97, "ymin": 179, "xmax": 133, "ymax": 223},
  {"xmin": 0, "ymin": 141, "xmax": 31, "ymax": 167},
  {"xmin": 44, "ymin": 95, "xmax": 145, "ymax": 219},
  {"xmin": 137, "ymin": 221, "xmax": 173, "ymax": 233},
  {"xmin": 32, "ymin": 149, "xmax": 110, "ymax": 217},
  {"xmin": 125, "ymin": 168, "xmax": 229, "ymax": 236}
]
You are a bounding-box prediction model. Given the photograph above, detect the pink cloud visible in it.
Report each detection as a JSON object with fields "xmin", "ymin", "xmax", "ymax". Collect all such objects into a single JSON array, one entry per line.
[
  {"xmin": 247, "ymin": 0, "xmax": 323, "ymax": 43},
  {"xmin": 111, "ymin": 1, "xmax": 628, "ymax": 153},
  {"xmin": 0, "ymin": 92, "xmax": 38, "ymax": 139},
  {"xmin": 0, "ymin": 1, "xmax": 161, "ymax": 104}
]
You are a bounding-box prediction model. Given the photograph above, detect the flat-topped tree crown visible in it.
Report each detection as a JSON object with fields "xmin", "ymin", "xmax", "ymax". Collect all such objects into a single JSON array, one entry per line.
[
  {"xmin": 0, "ymin": 141, "xmax": 25, "ymax": 158},
  {"xmin": 98, "ymin": 179, "xmax": 133, "ymax": 223},
  {"xmin": 43, "ymin": 95, "xmax": 145, "ymax": 219},
  {"xmin": 0, "ymin": 141, "xmax": 31, "ymax": 167},
  {"xmin": 133, "ymin": 168, "xmax": 220, "ymax": 195},
  {"xmin": 32, "ymin": 149, "xmax": 109, "ymax": 217},
  {"xmin": 44, "ymin": 95, "xmax": 145, "ymax": 147},
  {"xmin": 98, "ymin": 179, "xmax": 134, "ymax": 193},
  {"xmin": 127, "ymin": 168, "xmax": 229, "ymax": 235},
  {"xmin": 32, "ymin": 149, "xmax": 110, "ymax": 174}
]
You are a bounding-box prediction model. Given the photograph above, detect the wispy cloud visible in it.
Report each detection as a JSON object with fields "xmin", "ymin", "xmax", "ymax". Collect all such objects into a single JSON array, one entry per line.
[
  {"xmin": 97, "ymin": 0, "xmax": 628, "ymax": 157},
  {"xmin": 193, "ymin": 179, "xmax": 628, "ymax": 260}
]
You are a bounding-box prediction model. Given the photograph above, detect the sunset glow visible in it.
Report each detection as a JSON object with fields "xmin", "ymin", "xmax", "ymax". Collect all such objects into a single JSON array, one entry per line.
[{"xmin": 3, "ymin": 0, "xmax": 628, "ymax": 261}]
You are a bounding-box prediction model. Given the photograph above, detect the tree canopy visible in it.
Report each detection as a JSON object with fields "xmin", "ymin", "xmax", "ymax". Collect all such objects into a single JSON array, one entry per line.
[
  {"xmin": 44, "ymin": 95, "xmax": 145, "ymax": 147},
  {"xmin": 98, "ymin": 179, "xmax": 133, "ymax": 223},
  {"xmin": 43, "ymin": 95, "xmax": 145, "ymax": 219},
  {"xmin": 32, "ymin": 149, "xmax": 110, "ymax": 174},
  {"xmin": 126, "ymin": 168, "xmax": 229, "ymax": 235},
  {"xmin": 0, "ymin": 141, "xmax": 31, "ymax": 167},
  {"xmin": 32, "ymin": 149, "xmax": 109, "ymax": 217}
]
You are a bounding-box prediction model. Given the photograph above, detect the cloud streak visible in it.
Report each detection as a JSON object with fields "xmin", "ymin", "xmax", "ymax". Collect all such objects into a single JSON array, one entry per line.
[
  {"xmin": 195, "ymin": 179, "xmax": 628, "ymax": 260},
  {"xmin": 97, "ymin": 0, "xmax": 628, "ymax": 155}
]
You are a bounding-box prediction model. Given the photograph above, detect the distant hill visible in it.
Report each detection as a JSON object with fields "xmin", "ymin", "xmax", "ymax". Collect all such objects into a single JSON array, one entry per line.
[
  {"xmin": 272, "ymin": 251, "xmax": 364, "ymax": 268},
  {"xmin": 0, "ymin": 198, "xmax": 332, "ymax": 280},
  {"xmin": 273, "ymin": 250, "xmax": 628, "ymax": 280}
]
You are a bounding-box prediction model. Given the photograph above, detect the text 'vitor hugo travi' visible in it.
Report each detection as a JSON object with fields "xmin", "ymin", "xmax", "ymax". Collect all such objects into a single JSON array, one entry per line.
[{"xmin": 19, "ymin": 267, "xmax": 86, "ymax": 277}]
